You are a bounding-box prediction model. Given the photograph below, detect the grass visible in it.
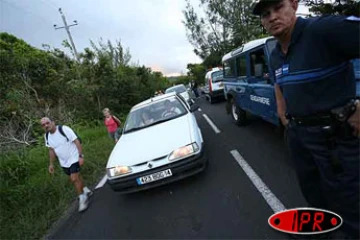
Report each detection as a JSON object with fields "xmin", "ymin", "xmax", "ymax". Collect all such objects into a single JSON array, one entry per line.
[{"xmin": 0, "ymin": 126, "xmax": 115, "ymax": 240}]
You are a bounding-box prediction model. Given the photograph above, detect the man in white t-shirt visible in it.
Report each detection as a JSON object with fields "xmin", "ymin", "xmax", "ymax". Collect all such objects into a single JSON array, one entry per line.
[{"xmin": 41, "ymin": 117, "xmax": 92, "ymax": 212}]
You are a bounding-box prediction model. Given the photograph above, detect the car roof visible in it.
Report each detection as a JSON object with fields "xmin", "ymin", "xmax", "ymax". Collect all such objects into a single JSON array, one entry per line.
[
  {"xmin": 222, "ymin": 37, "xmax": 274, "ymax": 62},
  {"xmin": 131, "ymin": 92, "xmax": 177, "ymax": 111},
  {"xmin": 206, "ymin": 67, "xmax": 223, "ymax": 75}
]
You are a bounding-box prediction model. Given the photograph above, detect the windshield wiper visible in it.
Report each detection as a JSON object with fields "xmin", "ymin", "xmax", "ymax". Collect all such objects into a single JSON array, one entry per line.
[
  {"xmin": 123, "ymin": 126, "xmax": 145, "ymax": 134},
  {"xmin": 146, "ymin": 118, "xmax": 172, "ymax": 127},
  {"xmin": 125, "ymin": 115, "xmax": 184, "ymax": 133}
]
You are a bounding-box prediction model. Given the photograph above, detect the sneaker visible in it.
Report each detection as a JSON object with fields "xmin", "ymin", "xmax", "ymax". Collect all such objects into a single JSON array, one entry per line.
[
  {"xmin": 78, "ymin": 194, "xmax": 88, "ymax": 212},
  {"xmin": 83, "ymin": 186, "xmax": 93, "ymax": 197}
]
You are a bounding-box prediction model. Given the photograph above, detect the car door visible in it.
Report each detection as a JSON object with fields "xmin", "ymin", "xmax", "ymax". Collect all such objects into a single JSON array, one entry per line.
[
  {"xmin": 247, "ymin": 46, "xmax": 278, "ymax": 125},
  {"xmin": 234, "ymin": 54, "xmax": 251, "ymax": 111}
]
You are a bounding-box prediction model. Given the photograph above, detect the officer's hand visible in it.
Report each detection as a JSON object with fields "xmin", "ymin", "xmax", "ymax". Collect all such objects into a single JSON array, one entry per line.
[
  {"xmin": 280, "ymin": 116, "xmax": 289, "ymax": 127},
  {"xmin": 347, "ymin": 101, "xmax": 360, "ymax": 137},
  {"xmin": 49, "ymin": 164, "xmax": 55, "ymax": 174}
]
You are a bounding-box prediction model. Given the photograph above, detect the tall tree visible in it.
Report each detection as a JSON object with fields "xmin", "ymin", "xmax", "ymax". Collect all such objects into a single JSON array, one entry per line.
[
  {"xmin": 183, "ymin": 0, "xmax": 265, "ymax": 65},
  {"xmin": 187, "ymin": 63, "xmax": 207, "ymax": 85},
  {"xmin": 304, "ymin": 0, "xmax": 360, "ymax": 17}
]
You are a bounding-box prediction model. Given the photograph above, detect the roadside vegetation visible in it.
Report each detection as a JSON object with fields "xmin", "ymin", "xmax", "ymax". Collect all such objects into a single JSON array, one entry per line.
[{"xmin": 0, "ymin": 125, "xmax": 114, "ymax": 239}]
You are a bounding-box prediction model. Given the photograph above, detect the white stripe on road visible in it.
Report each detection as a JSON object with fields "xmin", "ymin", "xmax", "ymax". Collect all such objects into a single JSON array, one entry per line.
[
  {"xmin": 202, "ymin": 114, "xmax": 221, "ymax": 134},
  {"xmin": 230, "ymin": 150, "xmax": 286, "ymax": 213},
  {"xmin": 198, "ymin": 108, "xmax": 202, "ymax": 112},
  {"xmin": 95, "ymin": 174, "xmax": 108, "ymax": 189}
]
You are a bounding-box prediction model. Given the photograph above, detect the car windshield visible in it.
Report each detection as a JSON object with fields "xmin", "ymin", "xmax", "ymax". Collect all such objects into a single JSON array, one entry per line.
[
  {"xmin": 165, "ymin": 85, "xmax": 187, "ymax": 94},
  {"xmin": 123, "ymin": 97, "xmax": 187, "ymax": 133},
  {"xmin": 211, "ymin": 71, "xmax": 223, "ymax": 82}
]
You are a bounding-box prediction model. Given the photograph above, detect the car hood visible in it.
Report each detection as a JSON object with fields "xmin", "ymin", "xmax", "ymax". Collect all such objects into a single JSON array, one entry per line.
[{"xmin": 107, "ymin": 115, "xmax": 192, "ymax": 168}]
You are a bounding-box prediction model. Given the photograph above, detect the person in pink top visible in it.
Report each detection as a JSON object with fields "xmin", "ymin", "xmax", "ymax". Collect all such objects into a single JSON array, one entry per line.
[{"xmin": 102, "ymin": 108, "xmax": 122, "ymax": 142}]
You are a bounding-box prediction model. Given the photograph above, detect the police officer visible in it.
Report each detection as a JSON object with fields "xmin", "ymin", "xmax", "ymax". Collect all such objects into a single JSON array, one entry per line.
[{"xmin": 252, "ymin": 0, "xmax": 359, "ymax": 238}]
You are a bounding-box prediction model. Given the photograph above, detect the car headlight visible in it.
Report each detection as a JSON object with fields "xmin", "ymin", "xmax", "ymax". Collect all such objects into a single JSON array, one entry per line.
[
  {"xmin": 107, "ymin": 166, "xmax": 132, "ymax": 177},
  {"xmin": 168, "ymin": 143, "xmax": 199, "ymax": 161}
]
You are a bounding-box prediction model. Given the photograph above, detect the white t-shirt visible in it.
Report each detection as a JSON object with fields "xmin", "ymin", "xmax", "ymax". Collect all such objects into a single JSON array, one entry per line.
[{"xmin": 45, "ymin": 125, "xmax": 79, "ymax": 168}]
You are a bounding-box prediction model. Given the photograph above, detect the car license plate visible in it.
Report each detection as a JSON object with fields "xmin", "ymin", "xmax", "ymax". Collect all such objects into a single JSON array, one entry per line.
[{"xmin": 136, "ymin": 169, "xmax": 172, "ymax": 185}]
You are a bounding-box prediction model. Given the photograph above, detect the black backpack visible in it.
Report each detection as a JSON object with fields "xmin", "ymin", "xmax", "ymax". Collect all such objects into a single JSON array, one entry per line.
[{"xmin": 46, "ymin": 125, "xmax": 82, "ymax": 145}]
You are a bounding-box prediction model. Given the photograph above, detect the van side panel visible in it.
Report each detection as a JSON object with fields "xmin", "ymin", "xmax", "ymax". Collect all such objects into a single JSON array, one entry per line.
[
  {"xmin": 224, "ymin": 80, "xmax": 251, "ymax": 111},
  {"xmin": 249, "ymin": 83, "xmax": 279, "ymax": 126}
]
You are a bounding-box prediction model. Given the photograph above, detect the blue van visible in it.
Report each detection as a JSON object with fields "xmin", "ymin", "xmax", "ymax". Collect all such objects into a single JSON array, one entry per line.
[{"xmin": 222, "ymin": 37, "xmax": 360, "ymax": 127}]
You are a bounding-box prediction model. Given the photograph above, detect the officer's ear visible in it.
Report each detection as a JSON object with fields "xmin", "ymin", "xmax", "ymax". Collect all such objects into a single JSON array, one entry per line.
[{"xmin": 290, "ymin": 0, "xmax": 299, "ymax": 12}]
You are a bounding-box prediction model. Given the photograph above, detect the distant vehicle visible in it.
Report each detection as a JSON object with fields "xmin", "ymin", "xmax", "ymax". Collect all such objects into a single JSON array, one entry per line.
[
  {"xmin": 165, "ymin": 84, "xmax": 194, "ymax": 104},
  {"xmin": 203, "ymin": 67, "xmax": 225, "ymax": 104},
  {"xmin": 106, "ymin": 92, "xmax": 207, "ymax": 193},
  {"xmin": 222, "ymin": 37, "xmax": 360, "ymax": 127}
]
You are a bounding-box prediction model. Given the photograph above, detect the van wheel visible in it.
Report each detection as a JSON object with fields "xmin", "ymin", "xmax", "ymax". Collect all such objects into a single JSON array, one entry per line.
[{"xmin": 231, "ymin": 99, "xmax": 246, "ymax": 126}]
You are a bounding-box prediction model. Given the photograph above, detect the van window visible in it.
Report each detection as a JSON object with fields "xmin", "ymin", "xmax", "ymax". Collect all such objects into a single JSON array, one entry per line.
[
  {"xmin": 250, "ymin": 48, "xmax": 269, "ymax": 78},
  {"xmin": 266, "ymin": 39, "xmax": 277, "ymax": 55},
  {"xmin": 224, "ymin": 60, "xmax": 235, "ymax": 77},
  {"xmin": 211, "ymin": 71, "xmax": 223, "ymax": 82},
  {"xmin": 236, "ymin": 55, "xmax": 247, "ymax": 77}
]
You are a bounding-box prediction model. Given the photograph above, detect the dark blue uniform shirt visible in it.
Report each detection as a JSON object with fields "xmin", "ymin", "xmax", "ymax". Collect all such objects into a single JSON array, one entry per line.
[{"xmin": 270, "ymin": 16, "xmax": 360, "ymax": 117}]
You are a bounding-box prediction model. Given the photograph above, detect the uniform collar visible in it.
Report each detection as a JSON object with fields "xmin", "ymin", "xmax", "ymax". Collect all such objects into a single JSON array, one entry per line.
[{"xmin": 275, "ymin": 17, "xmax": 307, "ymax": 54}]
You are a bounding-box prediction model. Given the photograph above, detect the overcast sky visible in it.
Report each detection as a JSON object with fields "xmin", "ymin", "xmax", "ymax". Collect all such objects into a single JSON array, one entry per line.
[{"xmin": 0, "ymin": 0, "xmax": 309, "ymax": 76}]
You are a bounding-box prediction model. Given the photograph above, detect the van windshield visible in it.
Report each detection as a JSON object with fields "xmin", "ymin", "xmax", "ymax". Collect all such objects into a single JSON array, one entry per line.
[{"xmin": 211, "ymin": 71, "xmax": 223, "ymax": 83}]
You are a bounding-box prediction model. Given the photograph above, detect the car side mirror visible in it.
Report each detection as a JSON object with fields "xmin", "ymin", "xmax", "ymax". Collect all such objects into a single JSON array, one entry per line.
[{"xmin": 190, "ymin": 104, "xmax": 199, "ymax": 112}]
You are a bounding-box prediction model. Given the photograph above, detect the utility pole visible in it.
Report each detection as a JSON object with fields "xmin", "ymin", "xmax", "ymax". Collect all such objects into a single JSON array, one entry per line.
[{"xmin": 53, "ymin": 8, "xmax": 80, "ymax": 62}]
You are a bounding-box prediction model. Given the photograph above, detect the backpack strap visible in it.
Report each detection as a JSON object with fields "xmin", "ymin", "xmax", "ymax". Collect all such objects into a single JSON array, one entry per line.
[
  {"xmin": 58, "ymin": 125, "xmax": 69, "ymax": 142},
  {"xmin": 45, "ymin": 125, "xmax": 70, "ymax": 145},
  {"xmin": 45, "ymin": 132, "xmax": 49, "ymax": 145}
]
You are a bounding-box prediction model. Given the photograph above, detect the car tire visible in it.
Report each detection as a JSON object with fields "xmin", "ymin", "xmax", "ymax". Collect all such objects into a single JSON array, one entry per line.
[{"xmin": 231, "ymin": 99, "xmax": 246, "ymax": 126}]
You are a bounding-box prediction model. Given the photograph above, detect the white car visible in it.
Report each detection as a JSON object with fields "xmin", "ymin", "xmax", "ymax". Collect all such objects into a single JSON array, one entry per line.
[
  {"xmin": 204, "ymin": 67, "xmax": 224, "ymax": 104},
  {"xmin": 165, "ymin": 84, "xmax": 194, "ymax": 105},
  {"xmin": 106, "ymin": 92, "xmax": 207, "ymax": 193}
]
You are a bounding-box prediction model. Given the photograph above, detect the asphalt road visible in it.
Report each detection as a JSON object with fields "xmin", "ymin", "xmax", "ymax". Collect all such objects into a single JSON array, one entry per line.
[{"xmin": 50, "ymin": 96, "xmax": 307, "ymax": 239}]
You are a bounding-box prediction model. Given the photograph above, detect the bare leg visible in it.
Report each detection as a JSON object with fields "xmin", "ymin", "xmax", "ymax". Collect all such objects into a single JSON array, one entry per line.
[{"xmin": 70, "ymin": 172, "xmax": 84, "ymax": 195}]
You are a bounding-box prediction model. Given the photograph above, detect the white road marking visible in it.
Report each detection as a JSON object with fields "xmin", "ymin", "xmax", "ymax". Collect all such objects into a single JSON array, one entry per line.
[
  {"xmin": 230, "ymin": 150, "xmax": 286, "ymax": 213},
  {"xmin": 202, "ymin": 114, "xmax": 221, "ymax": 134},
  {"xmin": 95, "ymin": 174, "xmax": 108, "ymax": 189},
  {"xmin": 198, "ymin": 108, "xmax": 202, "ymax": 112}
]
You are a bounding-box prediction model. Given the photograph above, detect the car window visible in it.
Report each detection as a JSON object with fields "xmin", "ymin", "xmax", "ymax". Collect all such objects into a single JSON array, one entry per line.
[
  {"xmin": 223, "ymin": 59, "xmax": 235, "ymax": 78},
  {"xmin": 266, "ymin": 38, "xmax": 277, "ymax": 56},
  {"xmin": 211, "ymin": 71, "xmax": 223, "ymax": 83},
  {"xmin": 250, "ymin": 48, "xmax": 269, "ymax": 79},
  {"xmin": 165, "ymin": 85, "xmax": 187, "ymax": 94},
  {"xmin": 176, "ymin": 94, "xmax": 190, "ymax": 109},
  {"xmin": 236, "ymin": 55, "xmax": 247, "ymax": 77},
  {"xmin": 124, "ymin": 97, "xmax": 187, "ymax": 133}
]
